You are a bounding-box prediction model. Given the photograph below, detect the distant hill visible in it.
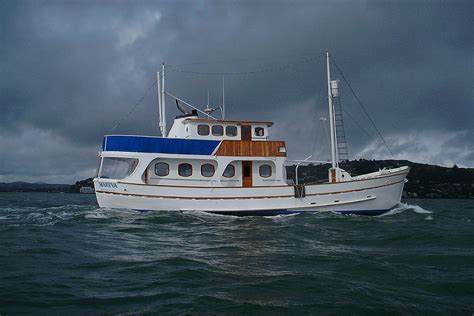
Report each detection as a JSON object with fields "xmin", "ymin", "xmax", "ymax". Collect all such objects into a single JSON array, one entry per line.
[
  {"xmin": 1, "ymin": 160, "xmax": 473, "ymax": 199},
  {"xmin": 0, "ymin": 182, "xmax": 70, "ymax": 193},
  {"xmin": 70, "ymin": 178, "xmax": 94, "ymax": 193},
  {"xmin": 287, "ymin": 159, "xmax": 474, "ymax": 199}
]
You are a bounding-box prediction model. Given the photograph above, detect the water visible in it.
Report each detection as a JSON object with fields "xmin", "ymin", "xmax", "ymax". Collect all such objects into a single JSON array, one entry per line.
[{"xmin": 0, "ymin": 193, "xmax": 473, "ymax": 314}]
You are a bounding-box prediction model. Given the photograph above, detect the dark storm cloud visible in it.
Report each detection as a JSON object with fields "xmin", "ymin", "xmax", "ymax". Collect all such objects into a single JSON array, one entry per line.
[{"xmin": 1, "ymin": 0, "xmax": 473, "ymax": 183}]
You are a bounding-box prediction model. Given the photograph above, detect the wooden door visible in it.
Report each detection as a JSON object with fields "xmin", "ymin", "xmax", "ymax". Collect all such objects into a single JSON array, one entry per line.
[
  {"xmin": 241, "ymin": 125, "xmax": 251, "ymax": 140},
  {"xmin": 242, "ymin": 161, "xmax": 252, "ymax": 187}
]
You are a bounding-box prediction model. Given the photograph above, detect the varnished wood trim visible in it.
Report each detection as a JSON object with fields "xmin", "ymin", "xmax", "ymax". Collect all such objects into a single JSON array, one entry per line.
[{"xmin": 215, "ymin": 140, "xmax": 287, "ymax": 157}]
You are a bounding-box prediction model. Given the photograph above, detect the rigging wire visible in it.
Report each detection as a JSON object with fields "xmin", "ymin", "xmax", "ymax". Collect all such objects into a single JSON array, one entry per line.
[
  {"xmin": 166, "ymin": 52, "xmax": 323, "ymax": 68},
  {"xmin": 330, "ymin": 56, "xmax": 395, "ymax": 158},
  {"xmin": 167, "ymin": 54, "xmax": 324, "ymax": 76},
  {"xmin": 341, "ymin": 104, "xmax": 373, "ymax": 139},
  {"xmin": 104, "ymin": 80, "xmax": 157, "ymax": 135}
]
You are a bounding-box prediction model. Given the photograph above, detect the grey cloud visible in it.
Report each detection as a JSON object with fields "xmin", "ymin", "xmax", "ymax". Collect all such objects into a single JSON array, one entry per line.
[{"xmin": 1, "ymin": 0, "xmax": 472, "ymax": 183}]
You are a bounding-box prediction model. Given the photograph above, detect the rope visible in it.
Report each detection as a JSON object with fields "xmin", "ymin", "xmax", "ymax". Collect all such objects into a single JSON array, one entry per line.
[{"xmin": 330, "ymin": 56, "xmax": 395, "ymax": 158}]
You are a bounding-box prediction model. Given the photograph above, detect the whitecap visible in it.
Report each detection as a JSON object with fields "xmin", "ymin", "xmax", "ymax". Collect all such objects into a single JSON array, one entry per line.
[
  {"xmin": 265, "ymin": 213, "xmax": 300, "ymax": 220},
  {"xmin": 377, "ymin": 202, "xmax": 433, "ymax": 217}
]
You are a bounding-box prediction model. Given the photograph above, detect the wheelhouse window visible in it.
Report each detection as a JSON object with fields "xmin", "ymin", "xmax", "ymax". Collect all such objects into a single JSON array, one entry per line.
[
  {"xmin": 201, "ymin": 164, "xmax": 215, "ymax": 177},
  {"xmin": 212, "ymin": 125, "xmax": 224, "ymax": 136},
  {"xmin": 100, "ymin": 157, "xmax": 138, "ymax": 180},
  {"xmin": 178, "ymin": 163, "xmax": 193, "ymax": 177},
  {"xmin": 197, "ymin": 124, "xmax": 210, "ymax": 136},
  {"xmin": 225, "ymin": 126, "xmax": 237, "ymax": 137},
  {"xmin": 223, "ymin": 164, "xmax": 235, "ymax": 178},
  {"xmin": 259, "ymin": 164, "xmax": 272, "ymax": 178},
  {"xmin": 255, "ymin": 127, "xmax": 265, "ymax": 136},
  {"xmin": 155, "ymin": 162, "xmax": 169, "ymax": 176}
]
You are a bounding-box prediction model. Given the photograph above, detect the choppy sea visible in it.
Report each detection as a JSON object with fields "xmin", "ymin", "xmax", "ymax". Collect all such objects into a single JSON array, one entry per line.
[{"xmin": 0, "ymin": 192, "xmax": 473, "ymax": 314}]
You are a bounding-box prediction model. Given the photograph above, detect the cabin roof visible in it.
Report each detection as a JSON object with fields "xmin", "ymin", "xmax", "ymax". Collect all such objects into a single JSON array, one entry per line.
[
  {"xmin": 102, "ymin": 135, "xmax": 220, "ymax": 155},
  {"xmin": 183, "ymin": 118, "xmax": 274, "ymax": 127}
]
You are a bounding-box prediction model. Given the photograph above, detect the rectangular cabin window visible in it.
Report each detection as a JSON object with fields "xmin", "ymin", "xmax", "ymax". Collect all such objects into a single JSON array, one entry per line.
[
  {"xmin": 223, "ymin": 164, "xmax": 235, "ymax": 178},
  {"xmin": 178, "ymin": 163, "xmax": 193, "ymax": 177},
  {"xmin": 259, "ymin": 164, "xmax": 272, "ymax": 178},
  {"xmin": 226, "ymin": 126, "xmax": 237, "ymax": 137},
  {"xmin": 201, "ymin": 163, "xmax": 215, "ymax": 177},
  {"xmin": 255, "ymin": 127, "xmax": 265, "ymax": 137},
  {"xmin": 197, "ymin": 124, "xmax": 210, "ymax": 136},
  {"xmin": 155, "ymin": 162, "xmax": 169, "ymax": 176},
  {"xmin": 100, "ymin": 157, "xmax": 138, "ymax": 180},
  {"xmin": 212, "ymin": 125, "xmax": 224, "ymax": 136}
]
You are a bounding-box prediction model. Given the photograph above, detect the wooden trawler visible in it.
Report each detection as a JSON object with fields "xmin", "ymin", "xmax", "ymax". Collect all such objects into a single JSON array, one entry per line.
[{"xmin": 94, "ymin": 53, "xmax": 409, "ymax": 215}]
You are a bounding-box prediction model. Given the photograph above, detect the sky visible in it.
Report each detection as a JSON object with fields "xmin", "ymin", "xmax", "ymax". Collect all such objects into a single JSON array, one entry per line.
[{"xmin": 1, "ymin": 0, "xmax": 473, "ymax": 184}]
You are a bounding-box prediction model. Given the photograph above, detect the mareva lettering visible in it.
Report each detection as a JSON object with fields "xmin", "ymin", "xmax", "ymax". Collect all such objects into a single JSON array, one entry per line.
[{"xmin": 99, "ymin": 182, "xmax": 118, "ymax": 188}]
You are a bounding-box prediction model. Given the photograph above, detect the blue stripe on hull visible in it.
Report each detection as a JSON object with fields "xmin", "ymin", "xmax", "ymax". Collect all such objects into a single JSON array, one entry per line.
[
  {"xmin": 209, "ymin": 209, "xmax": 389, "ymax": 216},
  {"xmin": 103, "ymin": 135, "xmax": 220, "ymax": 155},
  {"xmin": 133, "ymin": 209, "xmax": 389, "ymax": 216},
  {"xmin": 208, "ymin": 209, "xmax": 292, "ymax": 216}
]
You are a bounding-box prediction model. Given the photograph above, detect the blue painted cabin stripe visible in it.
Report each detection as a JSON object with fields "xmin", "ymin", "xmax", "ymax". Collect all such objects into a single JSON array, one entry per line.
[{"xmin": 103, "ymin": 135, "xmax": 220, "ymax": 155}]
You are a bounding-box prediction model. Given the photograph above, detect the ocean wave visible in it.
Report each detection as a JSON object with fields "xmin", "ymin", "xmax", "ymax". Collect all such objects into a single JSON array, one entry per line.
[{"xmin": 378, "ymin": 203, "xmax": 433, "ymax": 217}]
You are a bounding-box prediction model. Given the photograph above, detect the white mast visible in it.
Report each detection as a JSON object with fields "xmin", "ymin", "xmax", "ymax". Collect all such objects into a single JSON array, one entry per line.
[
  {"xmin": 156, "ymin": 71, "xmax": 162, "ymax": 134},
  {"xmin": 160, "ymin": 63, "xmax": 167, "ymax": 137},
  {"xmin": 326, "ymin": 52, "xmax": 338, "ymax": 169},
  {"xmin": 222, "ymin": 76, "xmax": 225, "ymax": 119}
]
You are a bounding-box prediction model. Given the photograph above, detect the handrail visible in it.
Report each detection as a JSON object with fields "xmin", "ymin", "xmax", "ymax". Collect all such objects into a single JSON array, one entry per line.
[{"xmin": 285, "ymin": 159, "xmax": 330, "ymax": 164}]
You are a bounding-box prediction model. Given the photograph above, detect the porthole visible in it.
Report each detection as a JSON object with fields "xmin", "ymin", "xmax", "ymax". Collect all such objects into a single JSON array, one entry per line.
[
  {"xmin": 223, "ymin": 164, "xmax": 235, "ymax": 178},
  {"xmin": 201, "ymin": 164, "xmax": 215, "ymax": 177},
  {"xmin": 178, "ymin": 163, "xmax": 193, "ymax": 177},
  {"xmin": 155, "ymin": 162, "xmax": 169, "ymax": 176},
  {"xmin": 212, "ymin": 125, "xmax": 223, "ymax": 136},
  {"xmin": 259, "ymin": 164, "xmax": 272, "ymax": 178},
  {"xmin": 197, "ymin": 124, "xmax": 210, "ymax": 136}
]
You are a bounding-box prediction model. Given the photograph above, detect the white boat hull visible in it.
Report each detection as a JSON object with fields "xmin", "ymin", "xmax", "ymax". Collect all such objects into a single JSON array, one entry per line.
[{"xmin": 94, "ymin": 167, "xmax": 409, "ymax": 216}]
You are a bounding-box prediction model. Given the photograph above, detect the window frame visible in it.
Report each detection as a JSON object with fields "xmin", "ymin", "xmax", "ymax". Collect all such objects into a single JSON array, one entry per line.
[
  {"xmin": 211, "ymin": 125, "xmax": 224, "ymax": 136},
  {"xmin": 259, "ymin": 164, "xmax": 272, "ymax": 178},
  {"xmin": 223, "ymin": 164, "xmax": 235, "ymax": 178},
  {"xmin": 255, "ymin": 127, "xmax": 265, "ymax": 137},
  {"xmin": 201, "ymin": 163, "xmax": 215, "ymax": 177},
  {"xmin": 197, "ymin": 124, "xmax": 210, "ymax": 136},
  {"xmin": 178, "ymin": 163, "xmax": 193, "ymax": 177},
  {"xmin": 99, "ymin": 157, "xmax": 139, "ymax": 180},
  {"xmin": 154, "ymin": 162, "xmax": 169, "ymax": 177},
  {"xmin": 225, "ymin": 126, "xmax": 238, "ymax": 137}
]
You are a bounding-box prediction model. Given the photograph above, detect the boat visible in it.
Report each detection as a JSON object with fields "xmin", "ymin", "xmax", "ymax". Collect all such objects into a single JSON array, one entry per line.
[{"xmin": 93, "ymin": 52, "xmax": 409, "ymax": 216}]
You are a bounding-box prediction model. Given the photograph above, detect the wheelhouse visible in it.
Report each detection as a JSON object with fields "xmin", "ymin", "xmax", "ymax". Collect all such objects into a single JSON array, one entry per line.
[{"xmin": 96, "ymin": 117, "xmax": 288, "ymax": 188}]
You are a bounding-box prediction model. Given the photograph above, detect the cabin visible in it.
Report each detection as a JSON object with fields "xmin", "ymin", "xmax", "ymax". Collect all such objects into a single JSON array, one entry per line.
[{"xmin": 99, "ymin": 114, "xmax": 288, "ymax": 189}]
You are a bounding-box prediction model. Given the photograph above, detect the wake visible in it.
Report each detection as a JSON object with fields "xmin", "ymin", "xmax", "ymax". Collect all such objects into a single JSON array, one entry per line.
[{"xmin": 378, "ymin": 202, "xmax": 432, "ymax": 217}]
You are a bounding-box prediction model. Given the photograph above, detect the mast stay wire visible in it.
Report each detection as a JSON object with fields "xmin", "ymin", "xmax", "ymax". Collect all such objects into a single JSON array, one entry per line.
[
  {"xmin": 166, "ymin": 52, "xmax": 324, "ymax": 68},
  {"xmin": 104, "ymin": 69, "xmax": 179, "ymax": 135},
  {"xmin": 104, "ymin": 53, "xmax": 393, "ymax": 160},
  {"xmin": 329, "ymin": 56, "xmax": 395, "ymax": 158},
  {"xmin": 167, "ymin": 54, "xmax": 324, "ymax": 76},
  {"xmin": 340, "ymin": 103, "xmax": 373, "ymax": 139},
  {"xmin": 104, "ymin": 56, "xmax": 321, "ymax": 136},
  {"xmin": 104, "ymin": 80, "xmax": 157, "ymax": 135}
]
